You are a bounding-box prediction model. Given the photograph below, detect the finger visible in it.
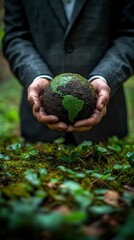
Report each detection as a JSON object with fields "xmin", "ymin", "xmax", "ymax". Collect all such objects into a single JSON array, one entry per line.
[
  {"xmin": 33, "ymin": 108, "xmax": 59, "ymax": 124},
  {"xmin": 27, "ymin": 90, "xmax": 40, "ymax": 111},
  {"xmin": 47, "ymin": 122, "xmax": 68, "ymax": 131},
  {"xmin": 28, "ymin": 80, "xmax": 41, "ymax": 94},
  {"xmin": 74, "ymin": 107, "xmax": 107, "ymax": 128},
  {"xmin": 67, "ymin": 125, "xmax": 92, "ymax": 132},
  {"xmin": 88, "ymin": 107, "xmax": 107, "ymax": 126},
  {"xmin": 27, "ymin": 81, "xmax": 46, "ymax": 108},
  {"xmin": 97, "ymin": 87, "xmax": 110, "ymax": 111}
]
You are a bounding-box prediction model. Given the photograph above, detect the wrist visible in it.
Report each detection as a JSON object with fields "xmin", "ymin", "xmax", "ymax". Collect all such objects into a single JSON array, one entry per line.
[
  {"xmin": 33, "ymin": 77, "xmax": 50, "ymax": 85},
  {"xmin": 33, "ymin": 75, "xmax": 53, "ymax": 82},
  {"xmin": 88, "ymin": 75, "xmax": 108, "ymax": 84}
]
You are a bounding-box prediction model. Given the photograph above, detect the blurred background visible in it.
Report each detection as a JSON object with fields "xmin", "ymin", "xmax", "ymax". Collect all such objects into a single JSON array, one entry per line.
[{"xmin": 0, "ymin": 0, "xmax": 134, "ymax": 139}]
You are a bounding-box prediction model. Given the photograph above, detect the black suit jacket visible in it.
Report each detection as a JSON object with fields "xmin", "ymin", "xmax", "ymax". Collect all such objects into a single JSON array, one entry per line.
[{"xmin": 2, "ymin": 0, "xmax": 134, "ymax": 143}]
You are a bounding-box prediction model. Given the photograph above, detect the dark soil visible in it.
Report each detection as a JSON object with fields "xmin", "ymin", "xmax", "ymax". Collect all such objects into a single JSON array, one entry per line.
[{"xmin": 43, "ymin": 78, "xmax": 96, "ymax": 124}]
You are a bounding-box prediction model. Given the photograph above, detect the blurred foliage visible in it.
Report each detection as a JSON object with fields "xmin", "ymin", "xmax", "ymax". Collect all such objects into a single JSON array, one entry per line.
[
  {"xmin": 0, "ymin": 136, "xmax": 134, "ymax": 239},
  {"xmin": 124, "ymin": 76, "xmax": 134, "ymax": 139},
  {"xmin": 0, "ymin": 0, "xmax": 4, "ymax": 44},
  {"xmin": 0, "ymin": 77, "xmax": 22, "ymax": 137},
  {"xmin": 0, "ymin": 0, "xmax": 12, "ymax": 81}
]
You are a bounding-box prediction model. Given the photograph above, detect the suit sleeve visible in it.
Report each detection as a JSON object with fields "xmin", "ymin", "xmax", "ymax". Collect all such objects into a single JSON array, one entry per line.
[
  {"xmin": 2, "ymin": 0, "xmax": 53, "ymax": 89},
  {"xmin": 88, "ymin": 0, "xmax": 134, "ymax": 95}
]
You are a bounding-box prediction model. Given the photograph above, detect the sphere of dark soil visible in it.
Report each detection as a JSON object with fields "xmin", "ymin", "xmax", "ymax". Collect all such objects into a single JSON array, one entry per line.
[{"xmin": 43, "ymin": 73, "xmax": 97, "ymax": 124}]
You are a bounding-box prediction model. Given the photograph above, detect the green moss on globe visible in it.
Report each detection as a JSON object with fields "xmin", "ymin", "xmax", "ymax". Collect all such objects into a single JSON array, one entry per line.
[{"xmin": 43, "ymin": 73, "xmax": 97, "ymax": 124}]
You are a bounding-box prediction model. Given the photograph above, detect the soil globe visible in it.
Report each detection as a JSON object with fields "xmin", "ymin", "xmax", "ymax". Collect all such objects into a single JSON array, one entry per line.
[{"xmin": 43, "ymin": 73, "xmax": 97, "ymax": 124}]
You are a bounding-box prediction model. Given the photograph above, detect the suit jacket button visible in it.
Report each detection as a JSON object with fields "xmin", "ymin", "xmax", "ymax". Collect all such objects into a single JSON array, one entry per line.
[{"xmin": 65, "ymin": 46, "xmax": 74, "ymax": 53}]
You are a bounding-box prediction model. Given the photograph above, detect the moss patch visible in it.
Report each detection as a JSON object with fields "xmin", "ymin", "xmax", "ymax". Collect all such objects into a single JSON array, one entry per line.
[
  {"xmin": 62, "ymin": 95, "xmax": 84, "ymax": 122},
  {"xmin": 0, "ymin": 136, "xmax": 134, "ymax": 239}
]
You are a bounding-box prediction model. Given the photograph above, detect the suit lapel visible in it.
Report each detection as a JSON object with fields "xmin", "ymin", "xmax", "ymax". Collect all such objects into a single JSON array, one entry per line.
[
  {"xmin": 48, "ymin": 0, "xmax": 68, "ymax": 30},
  {"xmin": 48, "ymin": 0, "xmax": 87, "ymax": 36},
  {"xmin": 65, "ymin": 0, "xmax": 87, "ymax": 38}
]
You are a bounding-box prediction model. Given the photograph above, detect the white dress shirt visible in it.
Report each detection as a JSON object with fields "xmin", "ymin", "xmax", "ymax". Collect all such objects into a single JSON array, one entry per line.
[{"xmin": 62, "ymin": 0, "xmax": 76, "ymax": 21}]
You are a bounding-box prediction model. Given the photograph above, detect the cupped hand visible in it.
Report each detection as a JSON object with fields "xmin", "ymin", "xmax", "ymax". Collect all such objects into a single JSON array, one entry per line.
[
  {"xmin": 67, "ymin": 78, "xmax": 111, "ymax": 132},
  {"xmin": 27, "ymin": 77, "xmax": 68, "ymax": 131}
]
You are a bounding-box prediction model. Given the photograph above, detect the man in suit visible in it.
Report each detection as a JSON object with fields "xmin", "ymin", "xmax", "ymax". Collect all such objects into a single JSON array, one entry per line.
[{"xmin": 2, "ymin": 0, "xmax": 134, "ymax": 144}]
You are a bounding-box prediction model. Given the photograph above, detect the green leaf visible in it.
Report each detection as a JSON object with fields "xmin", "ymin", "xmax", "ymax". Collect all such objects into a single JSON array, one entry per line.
[
  {"xmin": 126, "ymin": 152, "xmax": 134, "ymax": 166},
  {"xmin": 35, "ymin": 190, "xmax": 47, "ymax": 199},
  {"xmin": 54, "ymin": 137, "xmax": 65, "ymax": 144},
  {"xmin": 29, "ymin": 150, "xmax": 39, "ymax": 156},
  {"xmin": 108, "ymin": 145, "xmax": 121, "ymax": 152},
  {"xmin": 122, "ymin": 164, "xmax": 131, "ymax": 170},
  {"xmin": 96, "ymin": 146, "xmax": 107, "ymax": 154},
  {"xmin": 53, "ymin": 194, "xmax": 66, "ymax": 201},
  {"xmin": 93, "ymin": 188, "xmax": 109, "ymax": 195},
  {"xmin": 34, "ymin": 212, "xmax": 63, "ymax": 231},
  {"xmin": 59, "ymin": 152, "xmax": 78, "ymax": 163},
  {"xmin": 105, "ymin": 175, "xmax": 116, "ymax": 181},
  {"xmin": 22, "ymin": 152, "xmax": 30, "ymax": 159},
  {"xmin": 62, "ymin": 180, "xmax": 81, "ymax": 192},
  {"xmin": 57, "ymin": 165, "xmax": 67, "ymax": 172},
  {"xmin": 74, "ymin": 193, "xmax": 93, "ymax": 209},
  {"xmin": 113, "ymin": 164, "xmax": 123, "ymax": 170},
  {"xmin": 38, "ymin": 168, "xmax": 47, "ymax": 179},
  {"xmin": 49, "ymin": 178, "xmax": 59, "ymax": 184},
  {"xmin": 123, "ymin": 191, "xmax": 134, "ymax": 207},
  {"xmin": 0, "ymin": 153, "xmax": 10, "ymax": 160},
  {"xmin": 59, "ymin": 155, "xmax": 70, "ymax": 162},
  {"xmin": 101, "ymin": 174, "xmax": 116, "ymax": 181},
  {"xmin": 74, "ymin": 173, "xmax": 86, "ymax": 179},
  {"xmin": 84, "ymin": 169, "xmax": 94, "ymax": 174},
  {"xmin": 6, "ymin": 143, "xmax": 22, "ymax": 151},
  {"xmin": 91, "ymin": 173, "xmax": 103, "ymax": 179},
  {"xmin": 69, "ymin": 151, "xmax": 79, "ymax": 162},
  {"xmin": 77, "ymin": 140, "xmax": 92, "ymax": 151},
  {"xmin": 90, "ymin": 205, "xmax": 114, "ymax": 215},
  {"xmin": 63, "ymin": 211, "xmax": 87, "ymax": 224},
  {"xmin": 24, "ymin": 170, "xmax": 40, "ymax": 186}
]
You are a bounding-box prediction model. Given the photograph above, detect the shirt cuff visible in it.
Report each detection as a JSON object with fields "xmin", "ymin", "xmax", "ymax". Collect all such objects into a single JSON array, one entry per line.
[
  {"xmin": 33, "ymin": 75, "xmax": 53, "ymax": 81},
  {"xmin": 88, "ymin": 75, "xmax": 107, "ymax": 84}
]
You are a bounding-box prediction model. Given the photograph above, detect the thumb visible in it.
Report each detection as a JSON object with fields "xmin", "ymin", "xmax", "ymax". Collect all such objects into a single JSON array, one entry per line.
[
  {"xmin": 97, "ymin": 102, "xmax": 105, "ymax": 111},
  {"xmin": 28, "ymin": 95, "xmax": 40, "ymax": 112},
  {"xmin": 33, "ymin": 99, "xmax": 40, "ymax": 112}
]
